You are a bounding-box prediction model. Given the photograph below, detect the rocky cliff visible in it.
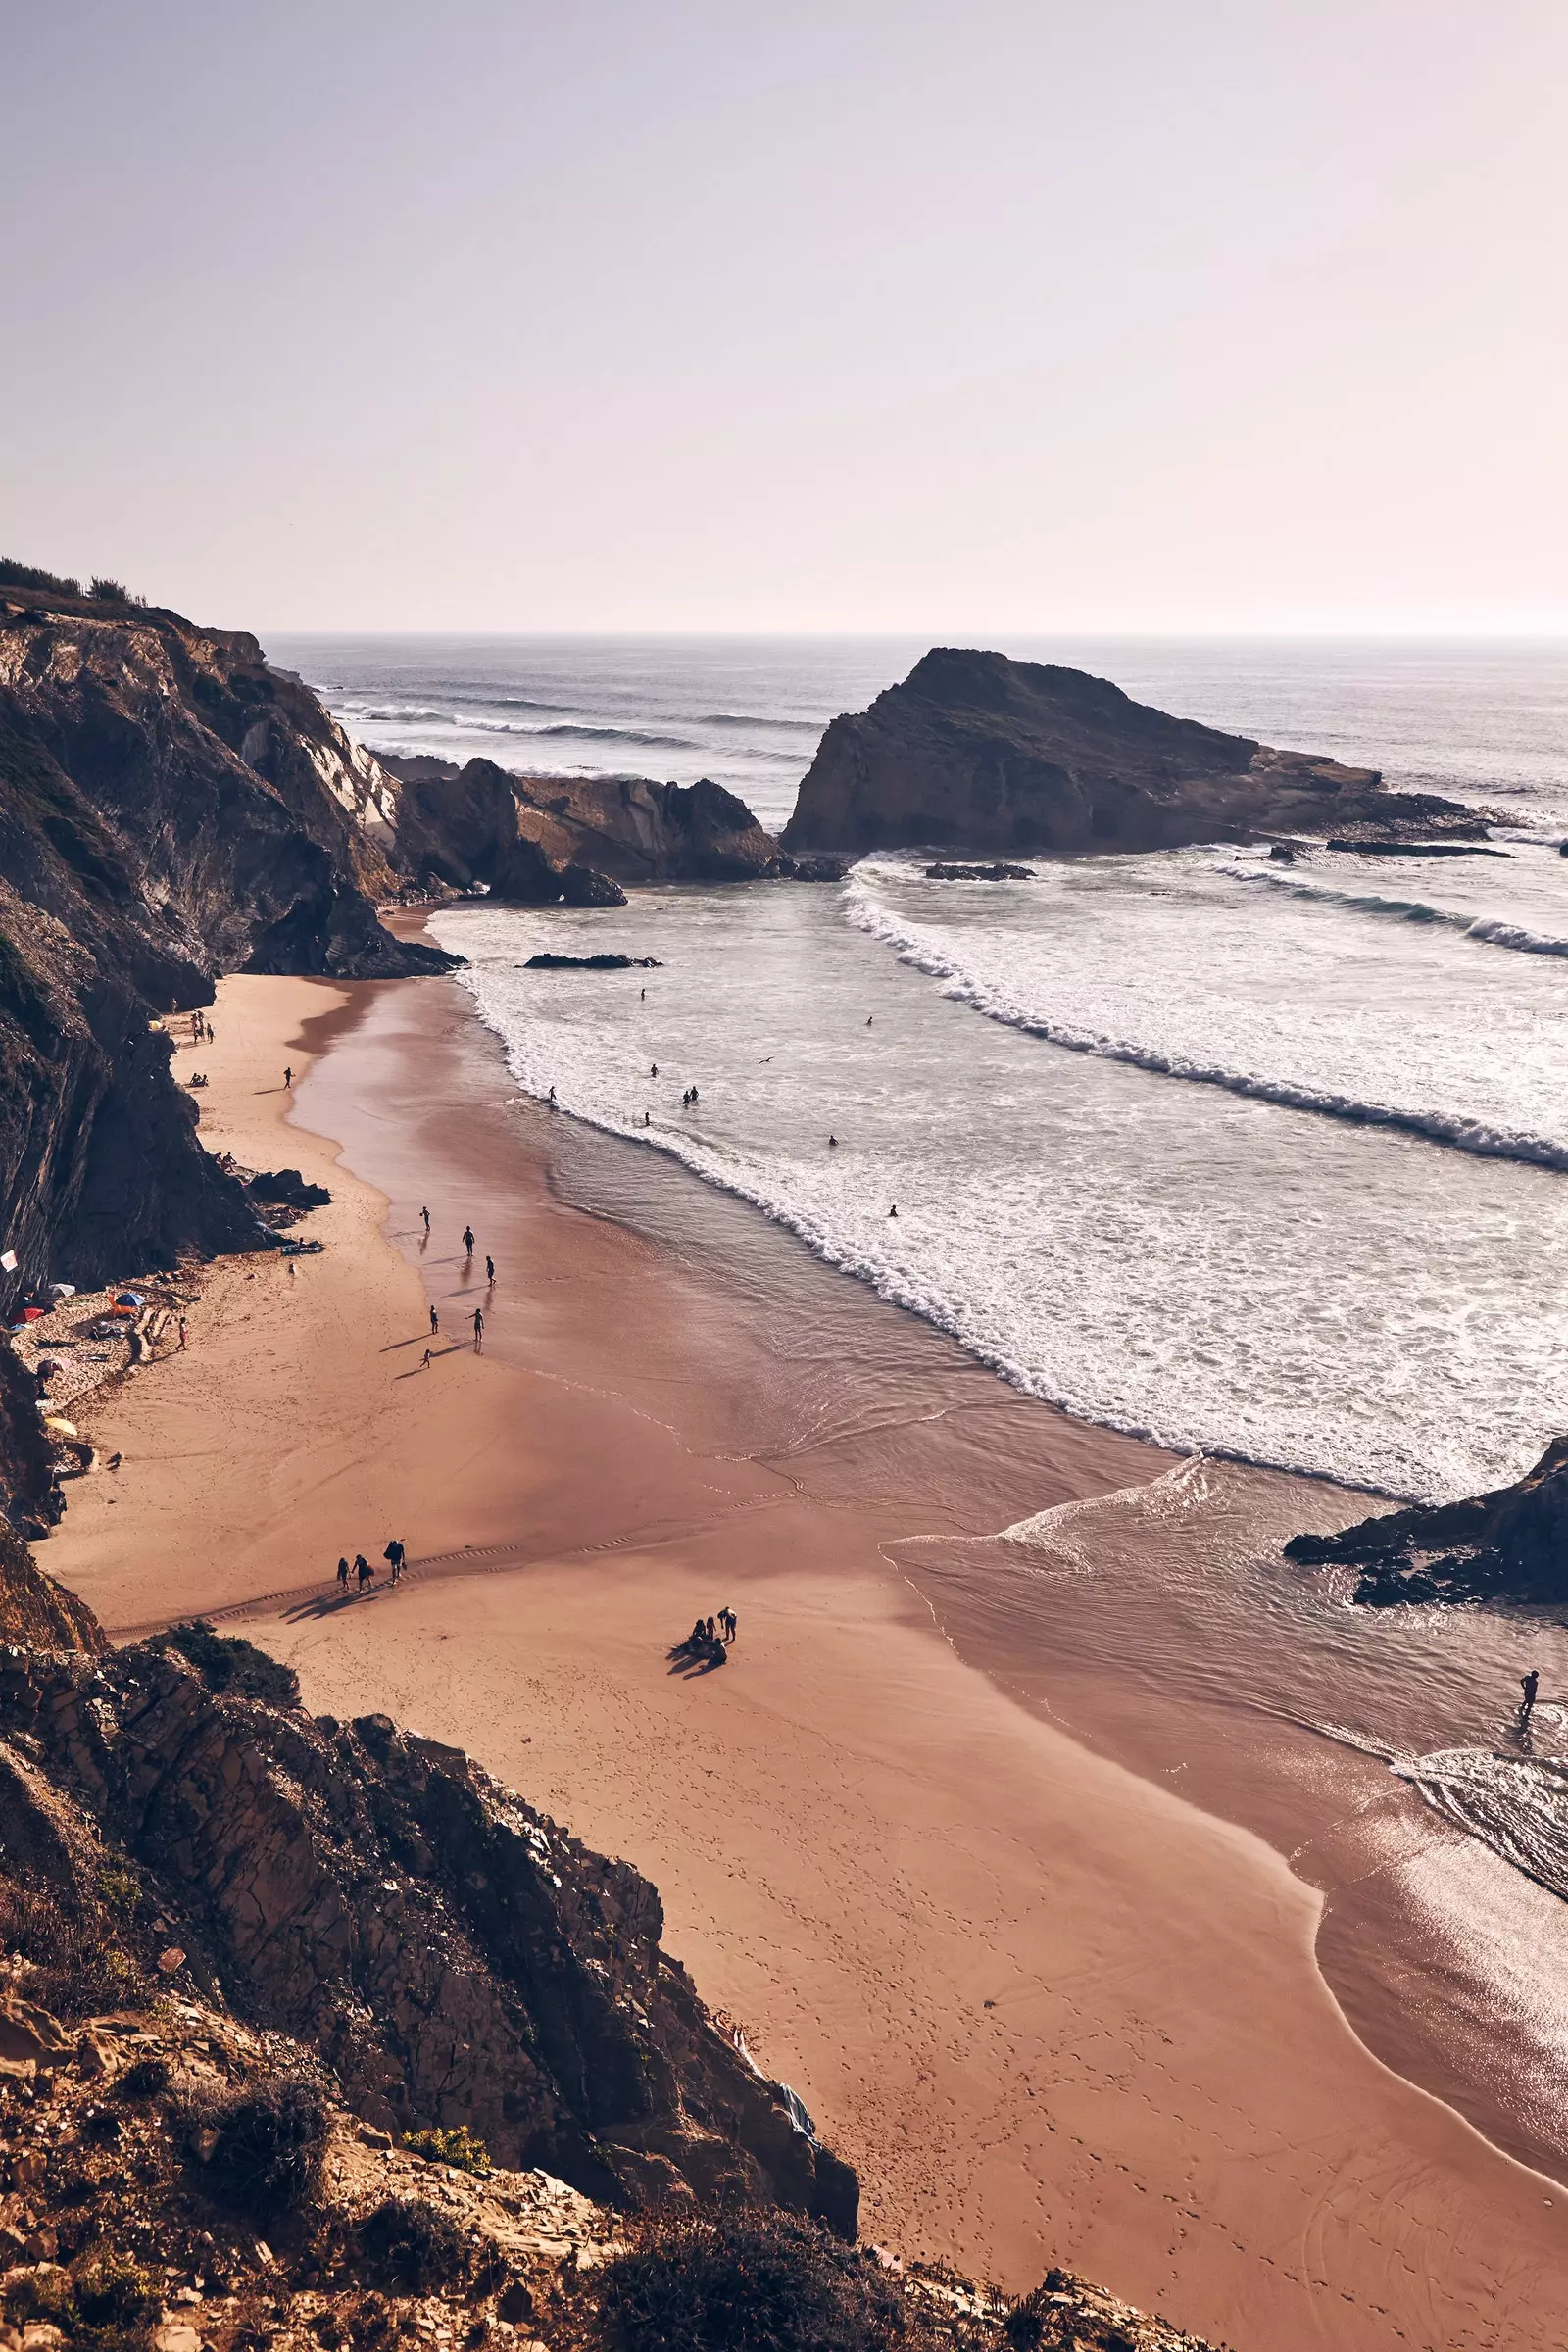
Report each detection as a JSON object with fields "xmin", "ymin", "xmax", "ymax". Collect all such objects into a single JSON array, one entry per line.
[
  {"xmin": 781, "ymin": 647, "xmax": 1484, "ymax": 856},
  {"xmin": 0, "ymin": 578, "xmax": 457, "ymax": 1422},
  {"xmin": 1285, "ymin": 1435, "xmax": 1568, "ymax": 1606},
  {"xmin": 0, "ymin": 1544, "xmax": 1222, "ymax": 2352},
  {"xmin": 381, "ymin": 756, "xmax": 843, "ymax": 896},
  {"xmin": 0, "ymin": 1597, "xmax": 855, "ymax": 2230}
]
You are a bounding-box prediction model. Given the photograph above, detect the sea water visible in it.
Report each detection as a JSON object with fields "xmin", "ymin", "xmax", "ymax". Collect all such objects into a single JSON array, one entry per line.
[{"xmin": 275, "ymin": 630, "xmax": 1568, "ymax": 1953}]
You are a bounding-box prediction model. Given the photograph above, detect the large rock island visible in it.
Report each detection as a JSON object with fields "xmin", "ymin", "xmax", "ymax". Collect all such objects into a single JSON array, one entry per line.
[{"xmin": 781, "ymin": 647, "xmax": 1483, "ymax": 856}]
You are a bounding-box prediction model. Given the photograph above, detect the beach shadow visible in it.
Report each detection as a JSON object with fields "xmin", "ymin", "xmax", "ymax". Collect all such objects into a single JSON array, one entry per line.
[
  {"xmin": 666, "ymin": 1644, "xmax": 730, "ymax": 1679},
  {"xmin": 380, "ymin": 1334, "xmax": 430, "ymax": 1353},
  {"xmin": 281, "ymin": 1587, "xmax": 386, "ymax": 1623},
  {"xmin": 394, "ymin": 1345, "xmax": 465, "ymax": 1379}
]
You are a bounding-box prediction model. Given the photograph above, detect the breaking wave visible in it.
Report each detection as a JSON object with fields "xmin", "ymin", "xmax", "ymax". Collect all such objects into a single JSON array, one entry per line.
[
  {"xmin": 1237, "ymin": 868, "xmax": 1568, "ymax": 957},
  {"xmin": 844, "ymin": 869, "xmax": 1568, "ymax": 1175}
]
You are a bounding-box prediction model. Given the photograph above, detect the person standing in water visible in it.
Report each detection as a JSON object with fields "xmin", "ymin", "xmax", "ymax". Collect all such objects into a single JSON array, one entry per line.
[
  {"xmin": 420, "ymin": 1205, "xmax": 431, "ymax": 1233},
  {"xmin": 463, "ymin": 1224, "xmax": 475, "ymax": 1258},
  {"xmin": 472, "ymin": 1306, "xmax": 484, "ymax": 1349},
  {"xmin": 485, "ymin": 1255, "xmax": 495, "ymax": 1283},
  {"xmin": 1521, "ymin": 1669, "xmax": 1541, "ymax": 1725}
]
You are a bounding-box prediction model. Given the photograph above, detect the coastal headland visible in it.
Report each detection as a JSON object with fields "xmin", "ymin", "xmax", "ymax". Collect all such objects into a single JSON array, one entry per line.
[{"xmin": 40, "ymin": 962, "xmax": 1568, "ymax": 2352}]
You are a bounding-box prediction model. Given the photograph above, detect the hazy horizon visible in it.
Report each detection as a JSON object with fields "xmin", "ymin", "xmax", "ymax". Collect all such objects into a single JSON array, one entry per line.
[{"xmin": 5, "ymin": 1, "xmax": 1565, "ymax": 636}]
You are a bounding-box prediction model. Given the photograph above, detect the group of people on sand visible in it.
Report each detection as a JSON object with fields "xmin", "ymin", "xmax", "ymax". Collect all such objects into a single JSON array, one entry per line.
[
  {"xmin": 416, "ymin": 1209, "xmax": 493, "ymax": 1364},
  {"xmin": 673, "ymin": 1608, "xmax": 737, "ymax": 1667},
  {"xmin": 335, "ymin": 1538, "xmax": 407, "ymax": 1595}
]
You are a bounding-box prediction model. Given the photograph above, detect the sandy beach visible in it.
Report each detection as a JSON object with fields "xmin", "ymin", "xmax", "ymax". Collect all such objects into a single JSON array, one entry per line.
[{"xmin": 42, "ymin": 967, "xmax": 1568, "ymax": 2352}]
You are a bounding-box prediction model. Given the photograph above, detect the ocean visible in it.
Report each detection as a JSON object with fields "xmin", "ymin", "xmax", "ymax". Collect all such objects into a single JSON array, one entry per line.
[
  {"xmin": 272, "ymin": 630, "xmax": 1568, "ymax": 2036},
  {"xmin": 272, "ymin": 630, "xmax": 1568, "ymax": 1501}
]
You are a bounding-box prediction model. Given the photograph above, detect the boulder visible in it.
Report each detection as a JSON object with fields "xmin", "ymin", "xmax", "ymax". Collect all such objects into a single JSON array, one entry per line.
[{"xmin": 1284, "ymin": 1436, "xmax": 1568, "ymax": 1606}]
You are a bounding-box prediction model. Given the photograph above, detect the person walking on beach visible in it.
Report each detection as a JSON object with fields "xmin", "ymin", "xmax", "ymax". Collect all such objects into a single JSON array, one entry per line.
[
  {"xmin": 472, "ymin": 1306, "xmax": 484, "ymax": 1349},
  {"xmin": 384, "ymin": 1538, "xmax": 406, "ymax": 1585},
  {"xmin": 355, "ymin": 1553, "xmax": 373, "ymax": 1591},
  {"xmin": 421, "ymin": 1347, "xmax": 432, "ymax": 1369},
  {"xmin": 485, "ymin": 1255, "xmax": 495, "ymax": 1284},
  {"xmin": 463, "ymin": 1224, "xmax": 475, "ymax": 1259},
  {"xmin": 177, "ymin": 1317, "xmax": 187, "ymax": 1349},
  {"xmin": 283, "ymin": 1065, "xmax": 293, "ymax": 1090},
  {"xmin": 719, "ymin": 1606, "xmax": 736, "ymax": 1643},
  {"xmin": 336, "ymin": 1555, "xmax": 350, "ymax": 1591},
  {"xmin": 1521, "ymin": 1669, "xmax": 1541, "ymax": 1725},
  {"xmin": 429, "ymin": 1303, "xmax": 439, "ymax": 1336},
  {"xmin": 420, "ymin": 1204, "xmax": 431, "ymax": 1233}
]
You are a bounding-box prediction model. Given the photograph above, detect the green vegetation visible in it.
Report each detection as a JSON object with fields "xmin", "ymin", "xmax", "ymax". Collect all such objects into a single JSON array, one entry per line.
[
  {"xmin": 402, "ymin": 2124, "xmax": 493, "ymax": 2176},
  {"xmin": 2, "ymin": 2247, "xmax": 159, "ymax": 2352}
]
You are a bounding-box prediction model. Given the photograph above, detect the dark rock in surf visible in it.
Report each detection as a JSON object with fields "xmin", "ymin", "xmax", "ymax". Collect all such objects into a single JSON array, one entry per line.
[
  {"xmin": 1326, "ymin": 837, "xmax": 1506, "ymax": 858},
  {"xmin": 522, "ymin": 953, "xmax": 663, "ymax": 971},
  {"xmin": 780, "ymin": 647, "xmax": 1487, "ymax": 858},
  {"xmin": 924, "ymin": 861, "xmax": 1036, "ymax": 881},
  {"xmin": 1285, "ymin": 1436, "xmax": 1568, "ymax": 1607},
  {"xmin": 559, "ymin": 862, "xmax": 628, "ymax": 907}
]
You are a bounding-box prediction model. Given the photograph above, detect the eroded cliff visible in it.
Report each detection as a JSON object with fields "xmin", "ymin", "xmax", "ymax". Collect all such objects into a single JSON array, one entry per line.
[
  {"xmin": 0, "ymin": 581, "xmax": 458, "ymax": 1434},
  {"xmin": 382, "ymin": 756, "xmax": 842, "ymax": 895}
]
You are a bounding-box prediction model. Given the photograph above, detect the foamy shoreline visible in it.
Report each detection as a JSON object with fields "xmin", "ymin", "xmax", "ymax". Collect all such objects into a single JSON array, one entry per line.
[{"xmin": 38, "ymin": 964, "xmax": 1568, "ymax": 2351}]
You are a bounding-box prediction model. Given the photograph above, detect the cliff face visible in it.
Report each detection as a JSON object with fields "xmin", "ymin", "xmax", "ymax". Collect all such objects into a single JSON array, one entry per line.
[
  {"xmin": 0, "ymin": 588, "xmax": 459, "ymax": 1401},
  {"xmin": 0, "ymin": 590, "xmax": 450, "ymax": 979},
  {"xmin": 0, "ymin": 1609, "xmax": 855, "ymax": 2232},
  {"xmin": 781, "ymin": 648, "xmax": 1484, "ymax": 856},
  {"xmin": 382, "ymin": 757, "xmax": 840, "ymax": 894},
  {"xmin": 1285, "ymin": 1435, "xmax": 1568, "ymax": 1606}
]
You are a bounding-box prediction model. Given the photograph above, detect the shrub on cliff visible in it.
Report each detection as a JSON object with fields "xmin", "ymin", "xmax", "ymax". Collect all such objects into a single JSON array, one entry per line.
[
  {"xmin": 2, "ymin": 2249, "xmax": 159, "ymax": 2352},
  {"xmin": 0, "ymin": 555, "xmax": 81, "ymax": 594},
  {"xmin": 181, "ymin": 2076, "xmax": 330, "ymax": 2215},
  {"xmin": 154, "ymin": 1618, "xmax": 301, "ymax": 1707},
  {"xmin": 582, "ymin": 2209, "xmax": 933, "ymax": 2352},
  {"xmin": 358, "ymin": 2197, "xmax": 471, "ymax": 2293},
  {"xmin": 0, "ymin": 1877, "xmax": 141, "ymax": 2017},
  {"xmin": 402, "ymin": 2124, "xmax": 492, "ymax": 2176}
]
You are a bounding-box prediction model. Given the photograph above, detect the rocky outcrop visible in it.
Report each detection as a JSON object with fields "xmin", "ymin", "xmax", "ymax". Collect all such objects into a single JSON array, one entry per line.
[
  {"xmin": 0, "ymin": 589, "xmax": 452, "ymax": 979},
  {"xmin": 0, "ymin": 584, "xmax": 460, "ymax": 1469},
  {"xmin": 1284, "ymin": 1436, "xmax": 1568, "ymax": 1605},
  {"xmin": 781, "ymin": 648, "xmax": 1486, "ymax": 857},
  {"xmin": 381, "ymin": 756, "xmax": 845, "ymax": 892},
  {"xmin": 0, "ymin": 1623, "xmax": 856, "ymax": 2231},
  {"xmin": 0, "ymin": 1521, "xmax": 103, "ymax": 1653}
]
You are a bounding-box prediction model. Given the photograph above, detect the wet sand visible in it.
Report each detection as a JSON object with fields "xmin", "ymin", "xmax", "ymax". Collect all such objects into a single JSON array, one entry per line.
[{"xmin": 45, "ymin": 970, "xmax": 1568, "ymax": 2351}]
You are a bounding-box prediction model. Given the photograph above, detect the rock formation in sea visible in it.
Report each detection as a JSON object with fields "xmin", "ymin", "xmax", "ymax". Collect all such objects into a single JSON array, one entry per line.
[
  {"xmin": 1284, "ymin": 1435, "xmax": 1568, "ymax": 1605},
  {"xmin": 780, "ymin": 647, "xmax": 1487, "ymax": 857},
  {"xmin": 380, "ymin": 755, "xmax": 846, "ymax": 894}
]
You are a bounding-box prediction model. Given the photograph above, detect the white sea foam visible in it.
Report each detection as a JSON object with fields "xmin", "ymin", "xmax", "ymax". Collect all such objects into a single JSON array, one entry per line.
[{"xmin": 431, "ymin": 874, "xmax": 1568, "ymax": 1506}]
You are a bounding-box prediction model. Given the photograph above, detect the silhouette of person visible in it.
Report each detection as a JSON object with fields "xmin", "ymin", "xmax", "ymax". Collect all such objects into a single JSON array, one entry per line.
[
  {"xmin": 1521, "ymin": 1669, "xmax": 1541, "ymax": 1724},
  {"xmin": 463, "ymin": 1225, "xmax": 475, "ymax": 1258},
  {"xmin": 429, "ymin": 1304, "xmax": 439, "ymax": 1335}
]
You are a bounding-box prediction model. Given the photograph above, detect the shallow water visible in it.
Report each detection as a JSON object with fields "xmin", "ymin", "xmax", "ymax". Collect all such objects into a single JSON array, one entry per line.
[{"xmin": 299, "ymin": 631, "xmax": 1568, "ymax": 2104}]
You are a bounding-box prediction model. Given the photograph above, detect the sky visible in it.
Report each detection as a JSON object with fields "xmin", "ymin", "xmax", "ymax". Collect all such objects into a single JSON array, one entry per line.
[{"xmin": 2, "ymin": 1, "xmax": 1565, "ymax": 634}]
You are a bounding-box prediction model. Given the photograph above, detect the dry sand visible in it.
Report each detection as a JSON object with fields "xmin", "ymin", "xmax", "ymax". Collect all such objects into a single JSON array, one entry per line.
[{"xmin": 44, "ymin": 971, "xmax": 1568, "ymax": 2352}]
